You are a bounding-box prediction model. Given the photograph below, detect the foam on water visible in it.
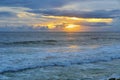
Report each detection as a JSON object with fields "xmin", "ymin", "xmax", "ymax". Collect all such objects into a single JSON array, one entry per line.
[{"xmin": 0, "ymin": 44, "xmax": 120, "ymax": 73}]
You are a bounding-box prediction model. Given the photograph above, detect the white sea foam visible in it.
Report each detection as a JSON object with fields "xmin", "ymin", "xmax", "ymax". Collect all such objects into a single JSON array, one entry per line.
[{"xmin": 0, "ymin": 44, "xmax": 120, "ymax": 73}]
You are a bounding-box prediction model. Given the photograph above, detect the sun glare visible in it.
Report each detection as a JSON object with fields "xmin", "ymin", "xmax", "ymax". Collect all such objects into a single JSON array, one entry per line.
[
  {"xmin": 32, "ymin": 15, "xmax": 113, "ymax": 32},
  {"xmin": 64, "ymin": 24, "xmax": 84, "ymax": 32},
  {"xmin": 65, "ymin": 24, "xmax": 76, "ymax": 29}
]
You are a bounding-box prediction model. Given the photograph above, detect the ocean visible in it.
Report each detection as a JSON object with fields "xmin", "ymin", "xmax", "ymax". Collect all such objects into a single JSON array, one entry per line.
[{"xmin": 0, "ymin": 32, "xmax": 120, "ymax": 80}]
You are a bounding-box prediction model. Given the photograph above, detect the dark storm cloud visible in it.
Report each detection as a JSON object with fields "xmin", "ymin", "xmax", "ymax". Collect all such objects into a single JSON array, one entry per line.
[{"xmin": 28, "ymin": 9, "xmax": 120, "ymax": 18}]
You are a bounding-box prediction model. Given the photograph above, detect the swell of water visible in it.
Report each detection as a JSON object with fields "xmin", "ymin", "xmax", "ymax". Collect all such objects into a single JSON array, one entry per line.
[
  {"xmin": 0, "ymin": 44, "xmax": 120, "ymax": 73},
  {"xmin": 0, "ymin": 32, "xmax": 120, "ymax": 74},
  {"xmin": 0, "ymin": 40, "xmax": 57, "ymax": 46}
]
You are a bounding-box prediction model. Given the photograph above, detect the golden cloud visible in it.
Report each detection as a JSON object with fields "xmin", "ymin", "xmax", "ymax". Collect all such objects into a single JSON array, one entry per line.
[{"xmin": 32, "ymin": 15, "xmax": 113, "ymax": 32}]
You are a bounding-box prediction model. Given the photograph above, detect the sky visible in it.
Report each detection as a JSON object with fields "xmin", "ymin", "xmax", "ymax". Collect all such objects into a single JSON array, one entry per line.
[{"xmin": 0, "ymin": 0, "xmax": 120, "ymax": 32}]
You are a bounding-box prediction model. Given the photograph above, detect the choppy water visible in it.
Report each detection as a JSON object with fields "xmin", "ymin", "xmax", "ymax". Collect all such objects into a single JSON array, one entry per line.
[{"xmin": 0, "ymin": 32, "xmax": 120, "ymax": 74}]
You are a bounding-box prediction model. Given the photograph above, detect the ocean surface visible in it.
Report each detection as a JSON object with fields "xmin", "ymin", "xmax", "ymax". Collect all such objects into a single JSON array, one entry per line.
[{"xmin": 0, "ymin": 32, "xmax": 120, "ymax": 79}]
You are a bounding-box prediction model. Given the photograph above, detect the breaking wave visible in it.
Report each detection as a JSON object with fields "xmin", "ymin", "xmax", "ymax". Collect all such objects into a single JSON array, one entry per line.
[
  {"xmin": 0, "ymin": 44, "xmax": 120, "ymax": 73},
  {"xmin": 0, "ymin": 40, "xmax": 58, "ymax": 45}
]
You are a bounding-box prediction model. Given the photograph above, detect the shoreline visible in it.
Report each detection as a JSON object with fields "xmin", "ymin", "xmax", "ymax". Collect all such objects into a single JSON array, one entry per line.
[{"xmin": 1, "ymin": 59, "xmax": 120, "ymax": 80}]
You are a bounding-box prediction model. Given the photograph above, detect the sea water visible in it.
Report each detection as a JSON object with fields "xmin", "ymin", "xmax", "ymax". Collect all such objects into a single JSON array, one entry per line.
[{"xmin": 0, "ymin": 32, "xmax": 120, "ymax": 79}]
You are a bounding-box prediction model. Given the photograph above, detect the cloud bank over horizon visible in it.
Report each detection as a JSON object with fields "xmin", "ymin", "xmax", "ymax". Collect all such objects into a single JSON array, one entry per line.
[{"xmin": 0, "ymin": 0, "xmax": 120, "ymax": 32}]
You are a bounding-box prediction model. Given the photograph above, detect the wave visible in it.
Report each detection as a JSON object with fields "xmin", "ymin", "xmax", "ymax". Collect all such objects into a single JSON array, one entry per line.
[
  {"xmin": 91, "ymin": 37, "xmax": 120, "ymax": 40},
  {"xmin": 0, "ymin": 40, "xmax": 58, "ymax": 45},
  {"xmin": 0, "ymin": 44, "xmax": 120, "ymax": 73}
]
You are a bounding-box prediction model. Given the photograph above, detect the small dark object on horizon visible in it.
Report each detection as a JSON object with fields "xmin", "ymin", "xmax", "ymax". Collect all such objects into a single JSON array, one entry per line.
[
  {"xmin": 109, "ymin": 78, "xmax": 116, "ymax": 80},
  {"xmin": 109, "ymin": 78, "xmax": 120, "ymax": 80}
]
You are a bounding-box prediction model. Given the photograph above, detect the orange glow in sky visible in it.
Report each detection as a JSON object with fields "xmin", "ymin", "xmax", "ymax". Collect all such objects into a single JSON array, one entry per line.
[
  {"xmin": 64, "ymin": 24, "xmax": 86, "ymax": 32},
  {"xmin": 32, "ymin": 15, "xmax": 113, "ymax": 32},
  {"xmin": 42, "ymin": 16, "xmax": 113, "ymax": 23}
]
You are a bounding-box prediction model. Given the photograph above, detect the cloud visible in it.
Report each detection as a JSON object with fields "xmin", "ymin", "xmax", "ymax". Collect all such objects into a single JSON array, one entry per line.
[
  {"xmin": 1, "ymin": 0, "xmax": 119, "ymax": 10},
  {"xmin": 17, "ymin": 12, "xmax": 36, "ymax": 18},
  {"xmin": 68, "ymin": 0, "xmax": 120, "ymax": 11},
  {"xmin": 0, "ymin": 11, "xmax": 15, "ymax": 18},
  {"xmin": 0, "ymin": 25, "xmax": 49, "ymax": 31},
  {"xmin": 0, "ymin": 0, "xmax": 72, "ymax": 9},
  {"xmin": 0, "ymin": 0, "xmax": 120, "ymax": 31},
  {"xmin": 28, "ymin": 9, "xmax": 120, "ymax": 18},
  {"xmin": 80, "ymin": 22, "xmax": 112, "ymax": 27}
]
